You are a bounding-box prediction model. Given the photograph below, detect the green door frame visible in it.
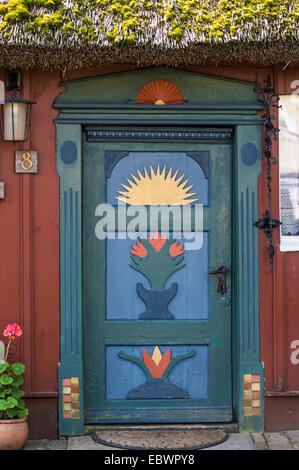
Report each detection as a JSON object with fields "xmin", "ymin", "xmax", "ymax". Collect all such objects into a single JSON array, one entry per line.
[{"xmin": 54, "ymin": 67, "xmax": 264, "ymax": 436}]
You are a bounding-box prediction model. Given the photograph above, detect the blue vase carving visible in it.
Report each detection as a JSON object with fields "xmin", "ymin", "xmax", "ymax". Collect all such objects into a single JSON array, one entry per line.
[
  {"xmin": 136, "ymin": 282, "xmax": 177, "ymax": 320},
  {"xmin": 126, "ymin": 378, "xmax": 189, "ymax": 400}
]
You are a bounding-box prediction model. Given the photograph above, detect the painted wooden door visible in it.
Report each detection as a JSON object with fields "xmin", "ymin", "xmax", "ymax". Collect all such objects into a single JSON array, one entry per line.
[{"xmin": 83, "ymin": 133, "xmax": 232, "ymax": 423}]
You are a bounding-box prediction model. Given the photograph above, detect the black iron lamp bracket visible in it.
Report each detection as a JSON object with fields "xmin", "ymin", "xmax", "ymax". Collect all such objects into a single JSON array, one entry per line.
[{"xmin": 254, "ymin": 76, "xmax": 282, "ymax": 272}]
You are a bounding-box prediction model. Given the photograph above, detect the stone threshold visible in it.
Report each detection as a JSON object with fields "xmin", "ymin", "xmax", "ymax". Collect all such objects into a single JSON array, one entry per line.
[
  {"xmin": 21, "ymin": 428, "xmax": 299, "ymax": 450},
  {"xmin": 84, "ymin": 422, "xmax": 239, "ymax": 435}
]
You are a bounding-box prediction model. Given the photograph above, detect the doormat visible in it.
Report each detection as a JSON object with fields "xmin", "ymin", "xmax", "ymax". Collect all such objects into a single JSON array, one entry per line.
[{"xmin": 91, "ymin": 427, "xmax": 229, "ymax": 450}]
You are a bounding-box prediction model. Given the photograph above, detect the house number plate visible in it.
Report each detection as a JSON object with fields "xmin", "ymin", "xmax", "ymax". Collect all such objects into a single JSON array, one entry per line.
[{"xmin": 15, "ymin": 150, "xmax": 38, "ymax": 173}]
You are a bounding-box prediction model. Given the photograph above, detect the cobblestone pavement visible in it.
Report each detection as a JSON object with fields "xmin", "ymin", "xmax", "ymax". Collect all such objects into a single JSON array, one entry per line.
[{"xmin": 21, "ymin": 430, "xmax": 299, "ymax": 450}]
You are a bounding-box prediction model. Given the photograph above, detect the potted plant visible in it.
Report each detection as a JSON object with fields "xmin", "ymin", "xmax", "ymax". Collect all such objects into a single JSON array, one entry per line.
[{"xmin": 0, "ymin": 323, "xmax": 28, "ymax": 450}]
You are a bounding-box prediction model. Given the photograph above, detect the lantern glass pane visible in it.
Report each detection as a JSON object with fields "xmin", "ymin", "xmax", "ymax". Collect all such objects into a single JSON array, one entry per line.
[
  {"xmin": 3, "ymin": 102, "xmax": 27, "ymax": 141},
  {"xmin": 279, "ymin": 95, "xmax": 299, "ymax": 251}
]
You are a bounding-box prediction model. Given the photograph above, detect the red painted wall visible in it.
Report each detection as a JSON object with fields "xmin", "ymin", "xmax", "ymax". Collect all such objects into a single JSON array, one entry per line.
[
  {"xmin": 0, "ymin": 63, "xmax": 298, "ymax": 437},
  {"xmin": 0, "ymin": 69, "xmax": 63, "ymax": 438},
  {"xmin": 260, "ymin": 66, "xmax": 299, "ymax": 431}
]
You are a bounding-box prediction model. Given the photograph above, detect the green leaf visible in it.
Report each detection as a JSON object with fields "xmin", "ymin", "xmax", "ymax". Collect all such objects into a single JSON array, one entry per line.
[
  {"xmin": 6, "ymin": 396, "xmax": 18, "ymax": 408},
  {"xmin": 11, "ymin": 376, "xmax": 23, "ymax": 387},
  {"xmin": 11, "ymin": 389, "xmax": 25, "ymax": 399},
  {"xmin": 6, "ymin": 409, "xmax": 18, "ymax": 419},
  {"xmin": 17, "ymin": 399, "xmax": 25, "ymax": 409},
  {"xmin": 0, "ymin": 361, "xmax": 8, "ymax": 373},
  {"xmin": 0, "ymin": 374, "xmax": 13, "ymax": 385},
  {"xmin": 0, "ymin": 399, "xmax": 8, "ymax": 411},
  {"xmin": 16, "ymin": 408, "xmax": 28, "ymax": 419},
  {"xmin": 10, "ymin": 363, "xmax": 25, "ymax": 376}
]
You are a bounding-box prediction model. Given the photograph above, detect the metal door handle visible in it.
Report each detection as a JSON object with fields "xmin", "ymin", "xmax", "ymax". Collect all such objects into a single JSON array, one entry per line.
[{"xmin": 208, "ymin": 263, "xmax": 230, "ymax": 295}]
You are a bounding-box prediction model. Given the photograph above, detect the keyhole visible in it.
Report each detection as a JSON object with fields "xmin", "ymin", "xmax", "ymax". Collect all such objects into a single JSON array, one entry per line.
[{"xmin": 219, "ymin": 282, "xmax": 225, "ymax": 295}]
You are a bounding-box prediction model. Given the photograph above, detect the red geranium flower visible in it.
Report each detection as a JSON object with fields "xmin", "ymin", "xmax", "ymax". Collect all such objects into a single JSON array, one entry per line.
[{"xmin": 3, "ymin": 323, "xmax": 22, "ymax": 340}]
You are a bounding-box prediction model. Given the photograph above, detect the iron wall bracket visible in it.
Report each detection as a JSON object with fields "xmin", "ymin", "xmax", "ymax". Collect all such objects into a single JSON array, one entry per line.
[{"xmin": 254, "ymin": 76, "xmax": 281, "ymax": 272}]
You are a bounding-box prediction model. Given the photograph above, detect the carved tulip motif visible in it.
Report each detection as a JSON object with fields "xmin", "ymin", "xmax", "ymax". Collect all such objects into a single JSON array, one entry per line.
[{"xmin": 142, "ymin": 346, "xmax": 171, "ymax": 378}]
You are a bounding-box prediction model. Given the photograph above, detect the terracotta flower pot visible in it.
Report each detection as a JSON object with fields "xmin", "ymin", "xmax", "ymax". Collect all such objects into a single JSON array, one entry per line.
[{"xmin": 0, "ymin": 417, "xmax": 28, "ymax": 450}]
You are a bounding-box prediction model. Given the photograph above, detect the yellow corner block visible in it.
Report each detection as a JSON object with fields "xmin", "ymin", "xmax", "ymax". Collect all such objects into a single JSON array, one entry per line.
[
  {"xmin": 243, "ymin": 390, "xmax": 253, "ymax": 399},
  {"xmin": 252, "ymin": 399, "xmax": 260, "ymax": 408},
  {"xmin": 63, "ymin": 403, "xmax": 72, "ymax": 411}
]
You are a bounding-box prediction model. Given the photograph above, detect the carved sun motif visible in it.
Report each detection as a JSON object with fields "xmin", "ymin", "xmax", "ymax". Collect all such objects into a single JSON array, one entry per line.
[{"xmin": 115, "ymin": 164, "xmax": 199, "ymax": 205}]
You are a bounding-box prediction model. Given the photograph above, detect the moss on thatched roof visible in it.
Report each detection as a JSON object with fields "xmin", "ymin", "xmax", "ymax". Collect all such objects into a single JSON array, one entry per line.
[{"xmin": 0, "ymin": 0, "xmax": 299, "ymax": 69}]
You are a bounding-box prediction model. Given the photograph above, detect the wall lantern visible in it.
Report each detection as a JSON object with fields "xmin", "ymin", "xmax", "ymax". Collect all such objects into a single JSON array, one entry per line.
[{"xmin": 0, "ymin": 69, "xmax": 35, "ymax": 143}]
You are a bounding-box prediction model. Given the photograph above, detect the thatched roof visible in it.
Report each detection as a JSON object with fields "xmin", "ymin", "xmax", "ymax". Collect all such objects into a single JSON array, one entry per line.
[{"xmin": 1, "ymin": 0, "xmax": 299, "ymax": 70}]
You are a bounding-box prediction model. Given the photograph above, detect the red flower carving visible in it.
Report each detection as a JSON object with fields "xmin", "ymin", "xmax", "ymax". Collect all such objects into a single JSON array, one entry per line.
[
  {"xmin": 131, "ymin": 241, "xmax": 148, "ymax": 258},
  {"xmin": 148, "ymin": 232, "xmax": 167, "ymax": 252},
  {"xmin": 169, "ymin": 241, "xmax": 184, "ymax": 257}
]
